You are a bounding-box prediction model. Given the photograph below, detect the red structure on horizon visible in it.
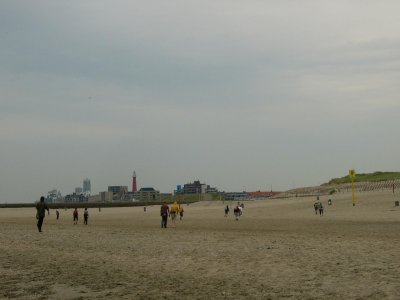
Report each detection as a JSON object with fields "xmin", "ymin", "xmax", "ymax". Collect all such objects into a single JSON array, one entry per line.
[{"xmin": 132, "ymin": 171, "xmax": 137, "ymax": 192}]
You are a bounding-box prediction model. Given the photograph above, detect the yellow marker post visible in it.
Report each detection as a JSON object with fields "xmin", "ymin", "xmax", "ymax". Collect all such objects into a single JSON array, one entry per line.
[{"xmin": 349, "ymin": 169, "xmax": 356, "ymax": 206}]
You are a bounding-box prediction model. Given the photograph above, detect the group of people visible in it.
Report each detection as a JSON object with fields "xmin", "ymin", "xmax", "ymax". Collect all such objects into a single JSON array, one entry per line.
[
  {"xmin": 160, "ymin": 201, "xmax": 184, "ymax": 228},
  {"xmin": 37, "ymin": 196, "xmax": 188, "ymax": 232},
  {"xmin": 35, "ymin": 197, "xmax": 90, "ymax": 232},
  {"xmin": 37, "ymin": 194, "xmax": 336, "ymax": 233},
  {"xmin": 313, "ymin": 200, "xmax": 324, "ymax": 216},
  {"xmin": 233, "ymin": 202, "xmax": 244, "ymax": 220},
  {"xmin": 73, "ymin": 207, "xmax": 89, "ymax": 225},
  {"xmin": 223, "ymin": 202, "xmax": 244, "ymax": 220}
]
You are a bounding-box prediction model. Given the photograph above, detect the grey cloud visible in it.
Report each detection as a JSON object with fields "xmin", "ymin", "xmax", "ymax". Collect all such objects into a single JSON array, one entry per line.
[{"xmin": 1, "ymin": 1, "xmax": 400, "ymax": 202}]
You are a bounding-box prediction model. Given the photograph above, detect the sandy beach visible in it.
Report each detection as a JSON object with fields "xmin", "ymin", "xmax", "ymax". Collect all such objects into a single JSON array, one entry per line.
[{"xmin": 1, "ymin": 190, "xmax": 400, "ymax": 299}]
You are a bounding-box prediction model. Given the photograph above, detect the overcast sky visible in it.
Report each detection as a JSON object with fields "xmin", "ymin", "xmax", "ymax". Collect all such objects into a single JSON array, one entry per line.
[{"xmin": 1, "ymin": 1, "xmax": 400, "ymax": 203}]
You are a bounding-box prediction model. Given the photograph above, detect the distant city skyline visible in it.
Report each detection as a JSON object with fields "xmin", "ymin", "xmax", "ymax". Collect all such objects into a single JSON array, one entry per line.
[
  {"xmin": 46, "ymin": 173, "xmax": 264, "ymax": 199},
  {"xmin": 1, "ymin": 1, "xmax": 399, "ymax": 203}
]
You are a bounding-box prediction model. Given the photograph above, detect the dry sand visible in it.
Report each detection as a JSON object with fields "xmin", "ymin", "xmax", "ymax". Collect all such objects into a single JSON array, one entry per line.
[{"xmin": 1, "ymin": 190, "xmax": 400, "ymax": 299}]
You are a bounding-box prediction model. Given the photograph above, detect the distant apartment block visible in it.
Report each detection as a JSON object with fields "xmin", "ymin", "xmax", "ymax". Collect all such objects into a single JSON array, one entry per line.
[
  {"xmin": 75, "ymin": 187, "xmax": 83, "ymax": 194},
  {"xmin": 100, "ymin": 191, "xmax": 113, "ymax": 202},
  {"xmin": 223, "ymin": 192, "xmax": 249, "ymax": 201},
  {"xmin": 104, "ymin": 187, "xmax": 160, "ymax": 202},
  {"xmin": 64, "ymin": 193, "xmax": 89, "ymax": 202},
  {"xmin": 120, "ymin": 192, "xmax": 136, "ymax": 202},
  {"xmin": 134, "ymin": 187, "xmax": 160, "ymax": 201},
  {"xmin": 177, "ymin": 180, "xmax": 218, "ymax": 194},
  {"xmin": 47, "ymin": 189, "xmax": 62, "ymax": 203},
  {"xmin": 205, "ymin": 186, "xmax": 219, "ymax": 193},
  {"xmin": 108, "ymin": 186, "xmax": 128, "ymax": 194},
  {"xmin": 108, "ymin": 186, "xmax": 128, "ymax": 200},
  {"xmin": 88, "ymin": 194, "xmax": 100, "ymax": 202}
]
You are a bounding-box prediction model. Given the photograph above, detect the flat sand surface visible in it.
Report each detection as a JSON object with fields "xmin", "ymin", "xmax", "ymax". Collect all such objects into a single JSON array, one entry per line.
[{"xmin": 1, "ymin": 190, "xmax": 400, "ymax": 299}]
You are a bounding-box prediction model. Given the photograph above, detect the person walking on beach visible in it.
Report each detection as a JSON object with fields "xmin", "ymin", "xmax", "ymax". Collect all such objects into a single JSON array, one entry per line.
[
  {"xmin": 319, "ymin": 203, "xmax": 324, "ymax": 216},
  {"xmin": 234, "ymin": 205, "xmax": 241, "ymax": 221},
  {"xmin": 83, "ymin": 208, "xmax": 89, "ymax": 225},
  {"xmin": 224, "ymin": 205, "xmax": 229, "ymax": 217},
  {"xmin": 313, "ymin": 202, "xmax": 319, "ymax": 215},
  {"xmin": 239, "ymin": 203, "xmax": 244, "ymax": 216},
  {"xmin": 73, "ymin": 208, "xmax": 79, "ymax": 225},
  {"xmin": 36, "ymin": 196, "xmax": 50, "ymax": 232},
  {"xmin": 160, "ymin": 202, "xmax": 170, "ymax": 228},
  {"xmin": 170, "ymin": 202, "xmax": 178, "ymax": 225},
  {"xmin": 179, "ymin": 204, "xmax": 184, "ymax": 221},
  {"xmin": 56, "ymin": 209, "xmax": 60, "ymax": 220}
]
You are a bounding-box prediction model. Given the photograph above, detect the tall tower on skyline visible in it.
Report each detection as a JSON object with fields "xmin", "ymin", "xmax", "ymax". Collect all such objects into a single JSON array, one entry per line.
[
  {"xmin": 132, "ymin": 171, "xmax": 137, "ymax": 193},
  {"xmin": 83, "ymin": 178, "xmax": 91, "ymax": 194}
]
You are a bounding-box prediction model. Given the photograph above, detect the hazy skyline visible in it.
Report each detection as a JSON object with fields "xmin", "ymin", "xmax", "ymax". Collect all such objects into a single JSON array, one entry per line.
[{"xmin": 1, "ymin": 1, "xmax": 400, "ymax": 202}]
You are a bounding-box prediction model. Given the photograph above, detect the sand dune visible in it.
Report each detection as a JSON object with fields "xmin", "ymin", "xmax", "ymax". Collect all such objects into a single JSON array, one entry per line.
[{"xmin": 1, "ymin": 190, "xmax": 400, "ymax": 299}]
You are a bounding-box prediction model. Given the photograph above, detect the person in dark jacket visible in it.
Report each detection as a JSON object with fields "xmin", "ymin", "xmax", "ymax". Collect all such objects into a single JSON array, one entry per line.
[
  {"xmin": 83, "ymin": 208, "xmax": 89, "ymax": 225},
  {"xmin": 319, "ymin": 203, "xmax": 324, "ymax": 216},
  {"xmin": 160, "ymin": 202, "xmax": 170, "ymax": 228},
  {"xmin": 224, "ymin": 205, "xmax": 229, "ymax": 217},
  {"xmin": 36, "ymin": 196, "xmax": 49, "ymax": 232}
]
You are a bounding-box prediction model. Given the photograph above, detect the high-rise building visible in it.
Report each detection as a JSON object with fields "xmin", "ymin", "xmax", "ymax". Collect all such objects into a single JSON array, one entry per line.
[
  {"xmin": 132, "ymin": 171, "xmax": 137, "ymax": 192},
  {"xmin": 83, "ymin": 178, "xmax": 91, "ymax": 193}
]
